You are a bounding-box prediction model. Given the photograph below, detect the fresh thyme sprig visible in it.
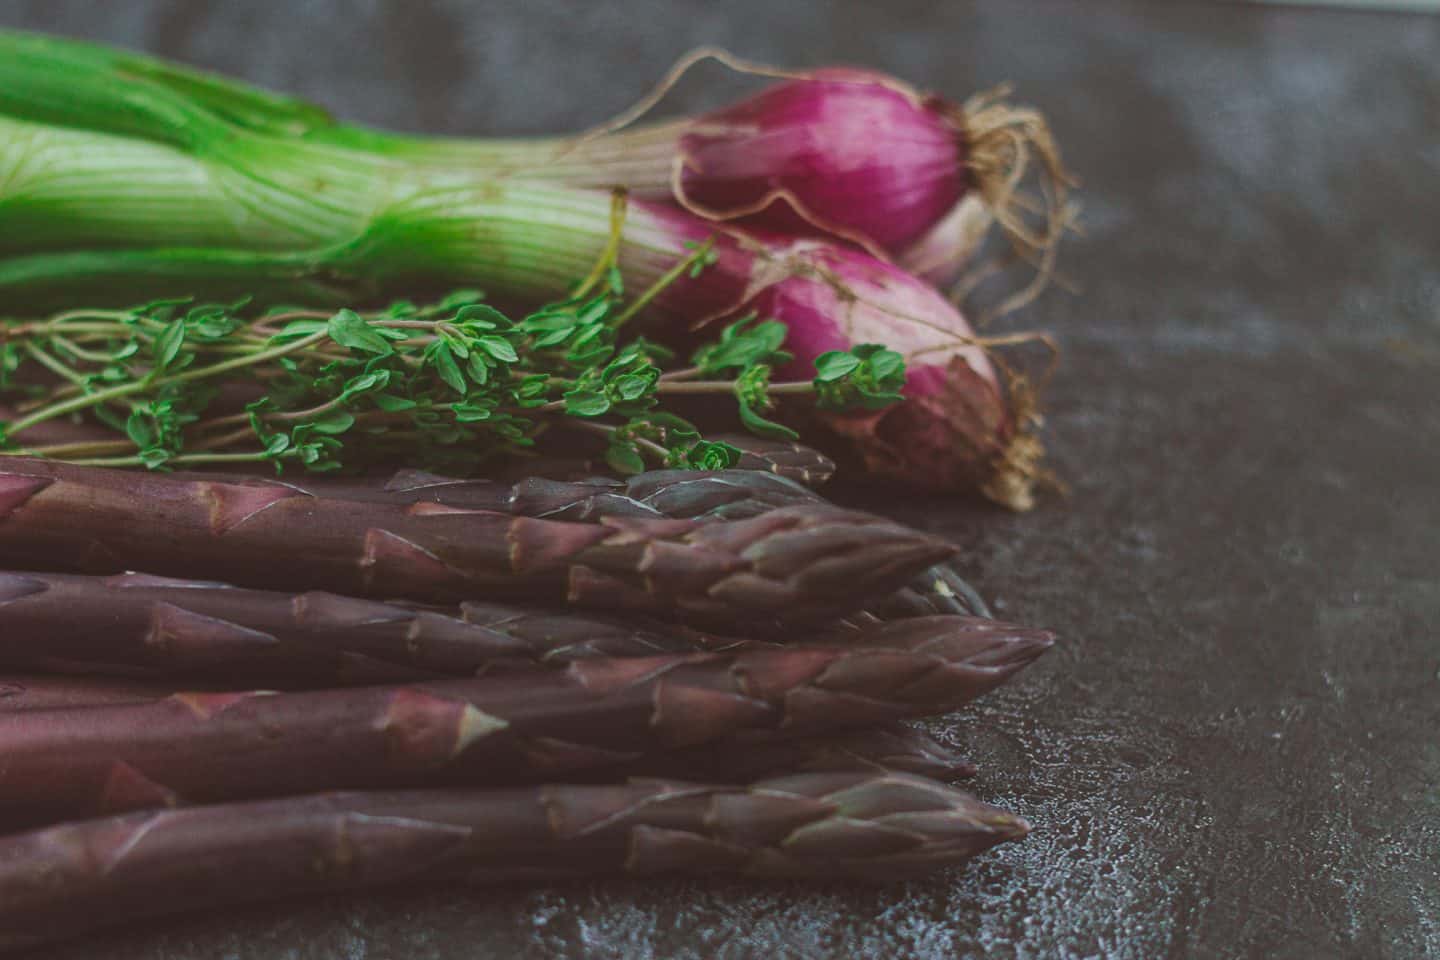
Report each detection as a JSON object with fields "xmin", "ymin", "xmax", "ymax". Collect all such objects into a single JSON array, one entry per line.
[{"xmin": 0, "ymin": 245, "xmax": 905, "ymax": 476}]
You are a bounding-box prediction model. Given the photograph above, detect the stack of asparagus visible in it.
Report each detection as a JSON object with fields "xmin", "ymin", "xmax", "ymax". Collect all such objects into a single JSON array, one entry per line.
[{"xmin": 0, "ymin": 445, "xmax": 1054, "ymax": 951}]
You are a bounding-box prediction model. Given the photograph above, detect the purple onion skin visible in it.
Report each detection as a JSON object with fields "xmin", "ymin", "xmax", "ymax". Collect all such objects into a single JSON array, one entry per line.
[
  {"xmin": 629, "ymin": 201, "xmax": 1024, "ymax": 504},
  {"xmin": 673, "ymin": 68, "xmax": 968, "ymax": 266}
]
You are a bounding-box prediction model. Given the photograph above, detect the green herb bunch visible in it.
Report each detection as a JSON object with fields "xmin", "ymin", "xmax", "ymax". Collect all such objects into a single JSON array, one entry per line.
[{"xmin": 0, "ymin": 241, "xmax": 906, "ymax": 476}]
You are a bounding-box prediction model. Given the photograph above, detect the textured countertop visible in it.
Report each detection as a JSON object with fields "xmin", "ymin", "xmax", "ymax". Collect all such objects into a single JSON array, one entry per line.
[{"xmin": 2, "ymin": 1, "xmax": 1437, "ymax": 957}]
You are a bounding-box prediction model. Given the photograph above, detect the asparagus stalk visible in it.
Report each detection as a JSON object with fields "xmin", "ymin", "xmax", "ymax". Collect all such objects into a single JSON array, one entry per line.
[
  {"xmin": 0, "ymin": 770, "xmax": 1028, "ymax": 951},
  {"xmin": 847, "ymin": 563, "xmax": 995, "ymax": 622},
  {"xmin": 0, "ymin": 570, "xmax": 737, "ymax": 685},
  {"xmin": 0, "ymin": 616, "xmax": 1050, "ymax": 828},
  {"xmin": 0, "ymin": 567, "xmax": 1002, "ymax": 684},
  {"xmin": 0, "ymin": 457, "xmax": 953, "ymax": 625},
  {"xmin": 685, "ymin": 434, "xmax": 835, "ymax": 487},
  {"xmin": 0, "ymin": 671, "xmax": 978, "ymax": 778},
  {"xmin": 193, "ymin": 468, "xmax": 822, "ymax": 522},
  {"xmin": 0, "ymin": 668, "xmax": 979, "ymax": 780},
  {"xmin": 0, "ymin": 567, "xmax": 990, "ymax": 687},
  {"xmin": 0, "ymin": 672, "xmax": 979, "ymax": 780},
  {"xmin": 387, "ymin": 474, "xmax": 992, "ymax": 618},
  {"xmin": 186, "ymin": 467, "xmax": 992, "ymax": 617}
]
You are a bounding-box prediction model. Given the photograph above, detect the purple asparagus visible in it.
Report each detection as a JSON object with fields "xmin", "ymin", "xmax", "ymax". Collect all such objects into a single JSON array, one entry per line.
[
  {"xmin": 0, "ymin": 457, "xmax": 954, "ymax": 625},
  {"xmin": 172, "ymin": 467, "xmax": 817, "ymax": 522},
  {"xmin": 0, "ymin": 770, "xmax": 1027, "ymax": 951},
  {"xmin": 0, "ymin": 570, "xmax": 733, "ymax": 685},
  {"xmin": 0, "ymin": 675, "xmax": 978, "ymax": 781},
  {"xmin": 0, "ymin": 569, "xmax": 1005, "ymax": 685},
  {"xmin": 172, "ymin": 466, "xmax": 993, "ymax": 619},
  {"xmin": 0, "ymin": 616, "xmax": 1050, "ymax": 828}
]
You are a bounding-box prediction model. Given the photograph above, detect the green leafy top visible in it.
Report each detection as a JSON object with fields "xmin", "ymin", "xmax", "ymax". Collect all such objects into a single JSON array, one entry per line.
[
  {"xmin": 0, "ymin": 247, "xmax": 908, "ymax": 478},
  {"xmin": 813, "ymin": 344, "xmax": 907, "ymax": 410}
]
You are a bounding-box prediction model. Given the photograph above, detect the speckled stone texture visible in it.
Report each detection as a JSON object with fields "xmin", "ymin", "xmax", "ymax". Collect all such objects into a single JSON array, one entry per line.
[{"xmin": 1, "ymin": 1, "xmax": 1437, "ymax": 957}]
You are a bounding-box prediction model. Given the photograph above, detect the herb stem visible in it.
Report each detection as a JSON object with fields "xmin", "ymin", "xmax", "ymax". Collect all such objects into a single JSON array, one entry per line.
[
  {"xmin": 191, "ymin": 425, "xmax": 257, "ymax": 452},
  {"xmin": 570, "ymin": 190, "xmax": 628, "ymax": 301},
  {"xmin": 636, "ymin": 435, "xmax": 671, "ymax": 460},
  {"xmin": 656, "ymin": 379, "xmax": 815, "ymax": 396},
  {"xmin": 370, "ymin": 320, "xmax": 440, "ymax": 331},
  {"xmin": 610, "ymin": 236, "xmax": 714, "ymax": 329},
  {"xmin": 52, "ymin": 309, "xmax": 135, "ymax": 322},
  {"xmin": 67, "ymin": 451, "xmax": 275, "ymax": 468},
  {"xmin": 189, "ymin": 392, "xmax": 362, "ymax": 449},
  {"xmin": 173, "ymin": 331, "xmax": 333, "ymax": 385},
  {"xmin": 13, "ymin": 439, "xmax": 138, "ymax": 458},
  {"xmin": 3, "ymin": 330, "xmax": 330, "ymax": 437},
  {"xmin": 190, "ymin": 412, "xmax": 249, "ymax": 434},
  {"xmin": 49, "ymin": 335, "xmax": 125, "ymax": 365},
  {"xmin": 268, "ymin": 397, "xmax": 353, "ymax": 424},
  {"xmin": 563, "ymin": 418, "xmax": 669, "ymax": 460},
  {"xmin": 248, "ymin": 310, "xmax": 331, "ymax": 337},
  {"xmin": 8, "ymin": 321, "xmax": 135, "ymax": 338},
  {"xmin": 21, "ymin": 343, "xmax": 89, "ymax": 387}
]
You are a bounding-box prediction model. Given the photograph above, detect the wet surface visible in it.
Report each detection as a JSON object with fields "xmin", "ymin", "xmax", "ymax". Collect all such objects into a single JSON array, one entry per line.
[{"xmin": 2, "ymin": 1, "xmax": 1437, "ymax": 957}]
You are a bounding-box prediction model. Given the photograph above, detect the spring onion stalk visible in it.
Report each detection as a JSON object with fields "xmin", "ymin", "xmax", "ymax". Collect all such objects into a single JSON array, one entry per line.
[
  {"xmin": 0, "ymin": 36, "xmax": 1072, "ymax": 296},
  {"xmin": 334, "ymin": 63, "xmax": 1075, "ymax": 300}
]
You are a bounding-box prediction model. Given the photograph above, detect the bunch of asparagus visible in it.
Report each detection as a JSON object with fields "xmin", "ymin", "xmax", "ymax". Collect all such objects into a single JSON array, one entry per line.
[{"xmin": 0, "ymin": 443, "xmax": 1054, "ymax": 949}]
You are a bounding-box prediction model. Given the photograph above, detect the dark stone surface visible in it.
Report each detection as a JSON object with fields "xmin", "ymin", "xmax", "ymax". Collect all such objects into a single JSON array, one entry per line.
[{"xmin": 2, "ymin": 1, "xmax": 1437, "ymax": 957}]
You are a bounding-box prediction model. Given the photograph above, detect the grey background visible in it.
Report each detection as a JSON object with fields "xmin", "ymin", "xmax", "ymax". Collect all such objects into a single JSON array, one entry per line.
[{"xmin": 3, "ymin": 1, "xmax": 1438, "ymax": 958}]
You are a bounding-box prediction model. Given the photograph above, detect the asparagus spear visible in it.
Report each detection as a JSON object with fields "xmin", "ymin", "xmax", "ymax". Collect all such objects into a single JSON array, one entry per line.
[
  {"xmin": 712, "ymin": 435, "xmax": 837, "ymax": 487},
  {"xmin": 385, "ymin": 474, "xmax": 990, "ymax": 619},
  {"xmin": 186, "ymin": 467, "xmax": 822, "ymax": 522},
  {"xmin": 393, "ymin": 468, "xmax": 989, "ymax": 617},
  {"xmin": 153, "ymin": 466, "xmax": 993, "ymax": 618},
  {"xmin": 0, "ymin": 616, "xmax": 1050, "ymax": 828},
  {"xmin": 0, "ymin": 568, "xmax": 1000, "ymax": 685},
  {"xmin": 0, "ymin": 770, "xmax": 1028, "ymax": 951},
  {"xmin": 846, "ymin": 563, "xmax": 995, "ymax": 622},
  {"xmin": 0, "ymin": 457, "xmax": 953, "ymax": 625},
  {"xmin": 0, "ymin": 570, "xmax": 731, "ymax": 685},
  {"xmin": 0, "ymin": 672, "xmax": 979, "ymax": 780}
]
